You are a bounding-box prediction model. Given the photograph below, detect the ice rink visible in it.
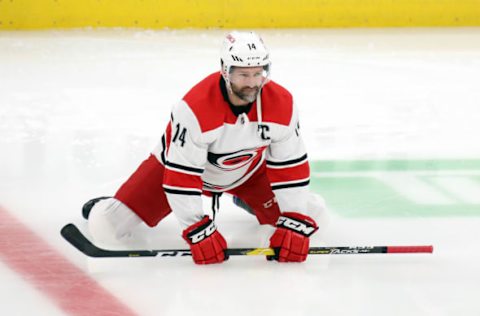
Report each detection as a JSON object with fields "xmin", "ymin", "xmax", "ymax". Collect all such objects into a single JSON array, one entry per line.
[{"xmin": 1, "ymin": 28, "xmax": 480, "ymax": 315}]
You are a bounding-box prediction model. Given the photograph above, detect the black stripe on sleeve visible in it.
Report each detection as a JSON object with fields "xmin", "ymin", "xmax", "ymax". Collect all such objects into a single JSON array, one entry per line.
[
  {"xmin": 165, "ymin": 161, "xmax": 204, "ymax": 175},
  {"xmin": 266, "ymin": 154, "xmax": 308, "ymax": 167},
  {"xmin": 271, "ymin": 179, "xmax": 310, "ymax": 190},
  {"xmin": 160, "ymin": 134, "xmax": 167, "ymax": 165},
  {"xmin": 163, "ymin": 187, "xmax": 202, "ymax": 196}
]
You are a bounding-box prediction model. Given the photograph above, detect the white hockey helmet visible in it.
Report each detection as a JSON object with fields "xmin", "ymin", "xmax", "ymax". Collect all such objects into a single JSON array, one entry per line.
[{"xmin": 220, "ymin": 31, "xmax": 271, "ymax": 82}]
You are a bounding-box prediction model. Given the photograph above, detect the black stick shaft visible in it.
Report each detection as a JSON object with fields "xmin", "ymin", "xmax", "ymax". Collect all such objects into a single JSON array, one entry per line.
[{"xmin": 61, "ymin": 223, "xmax": 433, "ymax": 258}]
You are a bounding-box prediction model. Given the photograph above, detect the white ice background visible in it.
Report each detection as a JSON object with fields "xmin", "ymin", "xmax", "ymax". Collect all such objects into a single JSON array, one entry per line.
[{"xmin": 1, "ymin": 28, "xmax": 480, "ymax": 315}]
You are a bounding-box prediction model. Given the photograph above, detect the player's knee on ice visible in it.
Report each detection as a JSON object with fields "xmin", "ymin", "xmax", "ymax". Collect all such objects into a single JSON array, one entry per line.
[
  {"xmin": 234, "ymin": 192, "xmax": 328, "ymax": 234},
  {"xmin": 88, "ymin": 198, "xmax": 143, "ymax": 248}
]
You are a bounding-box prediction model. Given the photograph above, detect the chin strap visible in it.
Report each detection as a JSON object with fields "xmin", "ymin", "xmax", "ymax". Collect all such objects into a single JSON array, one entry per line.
[
  {"xmin": 256, "ymin": 89, "xmax": 264, "ymax": 138},
  {"xmin": 211, "ymin": 192, "xmax": 222, "ymax": 221}
]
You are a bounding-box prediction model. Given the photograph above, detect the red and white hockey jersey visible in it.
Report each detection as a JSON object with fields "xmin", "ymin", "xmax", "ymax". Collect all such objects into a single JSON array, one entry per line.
[{"xmin": 152, "ymin": 72, "xmax": 311, "ymax": 227}]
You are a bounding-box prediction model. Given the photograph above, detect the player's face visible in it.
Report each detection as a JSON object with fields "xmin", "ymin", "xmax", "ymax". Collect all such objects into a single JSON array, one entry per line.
[{"xmin": 228, "ymin": 66, "xmax": 265, "ymax": 103}]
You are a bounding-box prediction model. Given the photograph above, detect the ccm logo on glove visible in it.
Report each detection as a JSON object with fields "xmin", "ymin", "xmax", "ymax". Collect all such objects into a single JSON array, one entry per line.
[
  {"xmin": 182, "ymin": 216, "xmax": 228, "ymax": 264},
  {"xmin": 187, "ymin": 221, "xmax": 217, "ymax": 244},
  {"xmin": 276, "ymin": 215, "xmax": 317, "ymax": 237},
  {"xmin": 269, "ymin": 212, "xmax": 319, "ymax": 262}
]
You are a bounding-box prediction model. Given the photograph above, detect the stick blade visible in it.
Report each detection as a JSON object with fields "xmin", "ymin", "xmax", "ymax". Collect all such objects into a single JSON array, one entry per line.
[
  {"xmin": 61, "ymin": 223, "xmax": 157, "ymax": 257},
  {"xmin": 61, "ymin": 223, "xmax": 105, "ymax": 257}
]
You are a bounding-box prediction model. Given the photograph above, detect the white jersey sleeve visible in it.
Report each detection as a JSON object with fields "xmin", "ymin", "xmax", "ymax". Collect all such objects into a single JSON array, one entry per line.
[
  {"xmin": 162, "ymin": 101, "xmax": 211, "ymax": 228},
  {"xmin": 266, "ymin": 103, "xmax": 315, "ymax": 220}
]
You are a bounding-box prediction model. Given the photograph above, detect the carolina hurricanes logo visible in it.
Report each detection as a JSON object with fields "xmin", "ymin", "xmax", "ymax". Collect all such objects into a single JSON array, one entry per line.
[
  {"xmin": 208, "ymin": 147, "xmax": 265, "ymax": 171},
  {"xmin": 223, "ymin": 154, "xmax": 252, "ymax": 166},
  {"xmin": 226, "ymin": 34, "xmax": 236, "ymax": 43}
]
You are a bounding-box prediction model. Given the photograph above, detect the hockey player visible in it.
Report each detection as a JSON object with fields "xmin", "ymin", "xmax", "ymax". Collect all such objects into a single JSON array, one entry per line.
[{"xmin": 85, "ymin": 31, "xmax": 326, "ymax": 264}]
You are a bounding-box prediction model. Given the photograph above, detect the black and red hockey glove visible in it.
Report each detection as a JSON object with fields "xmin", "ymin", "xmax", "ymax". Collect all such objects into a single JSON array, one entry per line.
[
  {"xmin": 268, "ymin": 212, "xmax": 318, "ymax": 262},
  {"xmin": 182, "ymin": 216, "xmax": 228, "ymax": 265}
]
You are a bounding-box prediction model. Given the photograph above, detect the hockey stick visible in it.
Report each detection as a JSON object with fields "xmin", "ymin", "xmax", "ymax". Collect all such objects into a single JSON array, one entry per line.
[{"xmin": 60, "ymin": 223, "xmax": 433, "ymax": 258}]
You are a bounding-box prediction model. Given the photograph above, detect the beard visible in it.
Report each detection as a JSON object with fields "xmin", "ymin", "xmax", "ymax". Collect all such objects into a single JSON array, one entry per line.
[{"xmin": 231, "ymin": 84, "xmax": 260, "ymax": 103}]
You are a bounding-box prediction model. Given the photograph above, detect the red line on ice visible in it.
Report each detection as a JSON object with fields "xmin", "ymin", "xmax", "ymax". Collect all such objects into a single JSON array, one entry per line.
[{"xmin": 0, "ymin": 206, "xmax": 138, "ymax": 316}]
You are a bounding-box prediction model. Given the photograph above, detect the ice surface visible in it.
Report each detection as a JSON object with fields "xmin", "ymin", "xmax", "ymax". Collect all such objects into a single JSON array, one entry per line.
[{"xmin": 1, "ymin": 28, "xmax": 479, "ymax": 315}]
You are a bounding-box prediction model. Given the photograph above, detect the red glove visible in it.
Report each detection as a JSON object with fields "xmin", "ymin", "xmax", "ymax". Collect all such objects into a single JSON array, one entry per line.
[
  {"xmin": 268, "ymin": 212, "xmax": 318, "ymax": 262},
  {"xmin": 182, "ymin": 216, "xmax": 228, "ymax": 265}
]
